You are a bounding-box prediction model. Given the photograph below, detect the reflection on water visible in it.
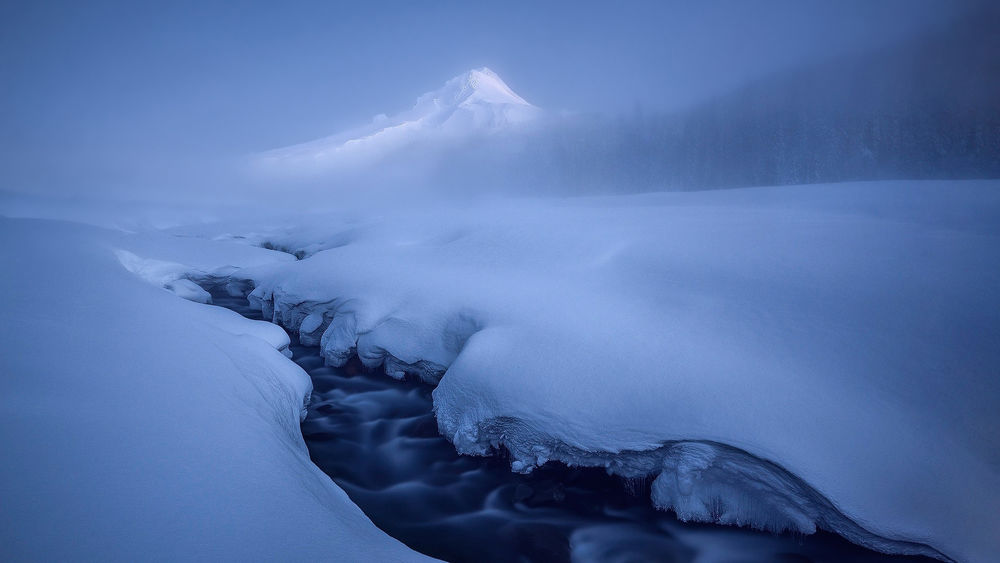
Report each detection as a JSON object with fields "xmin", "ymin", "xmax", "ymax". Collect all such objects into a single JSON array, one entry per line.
[{"xmin": 212, "ymin": 289, "xmax": 934, "ymax": 563}]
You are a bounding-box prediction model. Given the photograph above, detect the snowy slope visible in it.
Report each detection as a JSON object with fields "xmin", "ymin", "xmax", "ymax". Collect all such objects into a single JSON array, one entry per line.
[
  {"xmin": 0, "ymin": 218, "xmax": 432, "ymax": 562},
  {"xmin": 257, "ymin": 68, "xmax": 540, "ymax": 171},
  {"xmin": 195, "ymin": 180, "xmax": 1000, "ymax": 562}
]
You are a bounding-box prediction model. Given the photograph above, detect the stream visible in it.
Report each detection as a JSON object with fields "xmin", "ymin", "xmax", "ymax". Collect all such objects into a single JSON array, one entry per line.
[{"xmin": 210, "ymin": 288, "xmax": 934, "ymax": 563}]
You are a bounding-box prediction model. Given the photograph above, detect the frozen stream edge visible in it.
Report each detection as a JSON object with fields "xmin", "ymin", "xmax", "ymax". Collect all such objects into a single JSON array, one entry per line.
[{"xmin": 198, "ymin": 274, "xmax": 948, "ymax": 562}]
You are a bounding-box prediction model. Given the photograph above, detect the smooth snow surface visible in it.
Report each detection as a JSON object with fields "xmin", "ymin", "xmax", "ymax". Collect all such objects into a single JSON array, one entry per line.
[
  {"xmin": 185, "ymin": 180, "xmax": 1000, "ymax": 562},
  {"xmin": 0, "ymin": 219, "xmax": 431, "ymax": 562},
  {"xmin": 3, "ymin": 180, "xmax": 997, "ymax": 562},
  {"xmin": 257, "ymin": 67, "xmax": 540, "ymax": 172}
]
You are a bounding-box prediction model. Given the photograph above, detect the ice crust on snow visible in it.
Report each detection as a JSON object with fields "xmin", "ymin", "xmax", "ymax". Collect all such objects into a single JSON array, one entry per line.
[{"xmin": 202, "ymin": 180, "xmax": 1000, "ymax": 562}]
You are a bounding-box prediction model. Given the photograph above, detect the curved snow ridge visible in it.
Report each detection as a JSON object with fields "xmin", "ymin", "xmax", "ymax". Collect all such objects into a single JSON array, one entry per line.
[
  {"xmin": 115, "ymin": 253, "xmax": 296, "ymax": 359},
  {"xmin": 228, "ymin": 275, "xmax": 948, "ymax": 561},
  {"xmin": 436, "ymin": 415, "xmax": 947, "ymax": 561},
  {"xmin": 243, "ymin": 279, "xmax": 479, "ymax": 384},
  {"xmin": 115, "ymin": 249, "xmax": 216, "ymax": 304}
]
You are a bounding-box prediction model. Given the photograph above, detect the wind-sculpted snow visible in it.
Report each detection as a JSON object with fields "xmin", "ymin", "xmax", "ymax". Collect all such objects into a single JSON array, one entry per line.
[{"xmin": 211, "ymin": 180, "xmax": 1000, "ymax": 562}]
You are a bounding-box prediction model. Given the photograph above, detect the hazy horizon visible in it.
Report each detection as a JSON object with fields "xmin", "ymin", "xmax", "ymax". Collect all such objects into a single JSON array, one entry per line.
[{"xmin": 0, "ymin": 0, "xmax": 987, "ymax": 199}]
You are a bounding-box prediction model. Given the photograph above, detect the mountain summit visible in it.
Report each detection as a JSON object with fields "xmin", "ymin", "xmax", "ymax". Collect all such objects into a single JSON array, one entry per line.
[
  {"xmin": 258, "ymin": 67, "xmax": 540, "ymax": 170},
  {"xmin": 419, "ymin": 67, "xmax": 538, "ymax": 128}
]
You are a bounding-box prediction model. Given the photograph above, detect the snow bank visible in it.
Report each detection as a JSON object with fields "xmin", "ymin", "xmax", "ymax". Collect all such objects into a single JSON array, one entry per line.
[
  {"xmin": 115, "ymin": 250, "xmax": 217, "ymax": 303},
  {"xmin": 215, "ymin": 180, "xmax": 1000, "ymax": 562},
  {"xmin": 0, "ymin": 218, "xmax": 430, "ymax": 561}
]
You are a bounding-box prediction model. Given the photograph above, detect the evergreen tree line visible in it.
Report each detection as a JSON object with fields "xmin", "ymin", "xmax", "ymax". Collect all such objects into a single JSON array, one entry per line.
[{"xmin": 494, "ymin": 8, "xmax": 1000, "ymax": 193}]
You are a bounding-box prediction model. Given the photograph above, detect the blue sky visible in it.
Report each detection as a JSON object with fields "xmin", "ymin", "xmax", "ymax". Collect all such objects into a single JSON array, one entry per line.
[{"xmin": 0, "ymin": 0, "xmax": 977, "ymax": 195}]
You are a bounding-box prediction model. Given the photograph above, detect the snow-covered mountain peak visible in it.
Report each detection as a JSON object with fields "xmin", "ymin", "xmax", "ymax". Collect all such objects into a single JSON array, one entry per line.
[
  {"xmin": 258, "ymin": 67, "xmax": 541, "ymax": 170},
  {"xmin": 422, "ymin": 67, "xmax": 534, "ymax": 109},
  {"xmin": 408, "ymin": 67, "xmax": 538, "ymax": 130}
]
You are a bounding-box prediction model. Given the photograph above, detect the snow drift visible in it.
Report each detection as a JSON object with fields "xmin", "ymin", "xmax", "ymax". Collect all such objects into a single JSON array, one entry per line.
[
  {"xmin": 0, "ymin": 218, "xmax": 431, "ymax": 562},
  {"xmin": 4, "ymin": 179, "xmax": 997, "ymax": 562},
  {"xmin": 193, "ymin": 180, "xmax": 1000, "ymax": 562}
]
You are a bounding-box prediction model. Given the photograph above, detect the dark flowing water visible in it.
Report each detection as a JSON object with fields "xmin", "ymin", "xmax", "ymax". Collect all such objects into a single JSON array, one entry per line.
[{"xmin": 211, "ymin": 289, "xmax": 935, "ymax": 563}]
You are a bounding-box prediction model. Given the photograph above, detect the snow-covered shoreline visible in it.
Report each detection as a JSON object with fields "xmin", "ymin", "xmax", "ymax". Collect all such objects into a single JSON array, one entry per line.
[
  {"xmin": 227, "ymin": 279, "xmax": 947, "ymax": 560},
  {"xmin": 2, "ymin": 179, "xmax": 997, "ymax": 562},
  {"xmin": 0, "ymin": 218, "xmax": 431, "ymax": 561},
  {"xmin": 187, "ymin": 180, "xmax": 999, "ymax": 562}
]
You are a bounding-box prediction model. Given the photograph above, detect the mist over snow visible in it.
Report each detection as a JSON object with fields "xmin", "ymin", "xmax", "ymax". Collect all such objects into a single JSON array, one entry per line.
[
  {"xmin": 2, "ymin": 2, "xmax": 999, "ymax": 562},
  {"xmin": 246, "ymin": 67, "xmax": 547, "ymax": 199},
  {"xmin": 246, "ymin": 7, "xmax": 999, "ymax": 204},
  {"xmin": 260, "ymin": 67, "xmax": 541, "ymax": 169},
  {"xmin": 2, "ymin": 0, "xmax": 988, "ymax": 205}
]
